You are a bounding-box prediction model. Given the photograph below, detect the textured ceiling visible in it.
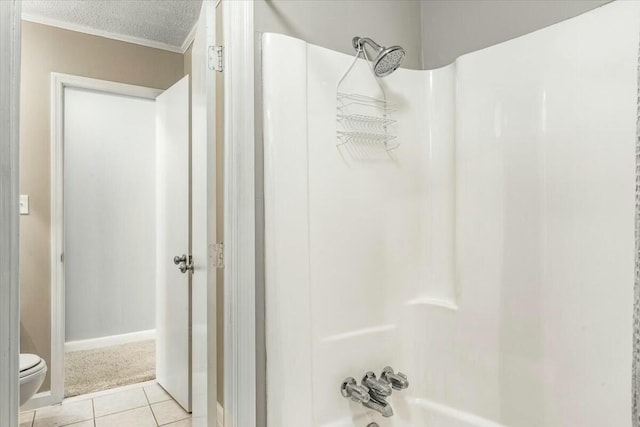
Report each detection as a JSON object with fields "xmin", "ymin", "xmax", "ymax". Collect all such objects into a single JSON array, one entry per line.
[{"xmin": 22, "ymin": 0, "xmax": 203, "ymax": 51}]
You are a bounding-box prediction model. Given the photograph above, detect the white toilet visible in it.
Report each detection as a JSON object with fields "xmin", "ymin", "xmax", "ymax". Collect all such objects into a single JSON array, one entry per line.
[{"xmin": 19, "ymin": 353, "xmax": 47, "ymax": 406}]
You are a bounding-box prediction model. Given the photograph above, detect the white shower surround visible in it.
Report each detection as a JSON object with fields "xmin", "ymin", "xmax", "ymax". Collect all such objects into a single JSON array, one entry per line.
[{"xmin": 263, "ymin": 1, "xmax": 639, "ymax": 426}]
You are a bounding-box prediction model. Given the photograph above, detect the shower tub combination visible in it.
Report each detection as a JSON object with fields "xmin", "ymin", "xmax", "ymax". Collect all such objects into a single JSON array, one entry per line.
[{"xmin": 263, "ymin": 2, "xmax": 639, "ymax": 426}]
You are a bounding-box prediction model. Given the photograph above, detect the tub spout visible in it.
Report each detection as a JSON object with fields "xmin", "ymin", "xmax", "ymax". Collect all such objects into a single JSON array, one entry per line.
[{"xmin": 363, "ymin": 393, "xmax": 393, "ymax": 417}]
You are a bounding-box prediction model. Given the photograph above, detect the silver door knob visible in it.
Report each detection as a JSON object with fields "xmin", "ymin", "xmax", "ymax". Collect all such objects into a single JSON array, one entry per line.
[{"xmin": 173, "ymin": 254, "xmax": 193, "ymax": 274}]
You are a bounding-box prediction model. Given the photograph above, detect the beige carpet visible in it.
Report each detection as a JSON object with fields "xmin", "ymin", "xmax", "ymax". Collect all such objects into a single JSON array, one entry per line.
[{"xmin": 64, "ymin": 339, "xmax": 155, "ymax": 398}]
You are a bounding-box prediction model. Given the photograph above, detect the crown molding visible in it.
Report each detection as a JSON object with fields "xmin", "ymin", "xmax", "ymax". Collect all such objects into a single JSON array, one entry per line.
[
  {"xmin": 22, "ymin": 13, "xmax": 195, "ymax": 54},
  {"xmin": 181, "ymin": 21, "xmax": 198, "ymax": 53}
]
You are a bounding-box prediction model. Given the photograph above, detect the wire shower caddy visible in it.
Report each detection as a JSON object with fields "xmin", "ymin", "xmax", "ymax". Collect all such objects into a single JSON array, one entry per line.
[{"xmin": 336, "ymin": 46, "xmax": 398, "ymax": 151}]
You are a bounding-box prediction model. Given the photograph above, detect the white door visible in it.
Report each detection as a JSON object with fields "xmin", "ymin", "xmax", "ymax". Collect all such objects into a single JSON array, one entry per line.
[
  {"xmin": 191, "ymin": 0, "xmax": 217, "ymax": 425},
  {"xmin": 156, "ymin": 75, "xmax": 191, "ymax": 411}
]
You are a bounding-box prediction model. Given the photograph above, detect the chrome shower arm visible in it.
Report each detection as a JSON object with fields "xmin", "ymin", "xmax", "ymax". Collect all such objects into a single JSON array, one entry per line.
[{"xmin": 353, "ymin": 36, "xmax": 383, "ymax": 53}]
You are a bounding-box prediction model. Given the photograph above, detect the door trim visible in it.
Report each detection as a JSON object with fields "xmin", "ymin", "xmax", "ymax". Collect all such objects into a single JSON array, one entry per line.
[
  {"xmin": 0, "ymin": 1, "xmax": 21, "ymax": 425},
  {"xmin": 222, "ymin": 1, "xmax": 257, "ymax": 426},
  {"xmin": 49, "ymin": 73, "xmax": 161, "ymax": 404}
]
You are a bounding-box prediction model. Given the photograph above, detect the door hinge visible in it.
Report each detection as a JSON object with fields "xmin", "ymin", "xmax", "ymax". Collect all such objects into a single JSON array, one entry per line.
[
  {"xmin": 210, "ymin": 243, "xmax": 224, "ymax": 269},
  {"xmin": 60, "ymin": 252, "xmax": 64, "ymax": 263},
  {"xmin": 208, "ymin": 45, "xmax": 224, "ymax": 72}
]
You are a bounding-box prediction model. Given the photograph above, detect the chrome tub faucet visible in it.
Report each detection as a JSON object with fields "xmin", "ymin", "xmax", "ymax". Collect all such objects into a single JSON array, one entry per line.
[
  {"xmin": 341, "ymin": 367, "xmax": 409, "ymax": 418},
  {"xmin": 362, "ymin": 371, "xmax": 393, "ymax": 417}
]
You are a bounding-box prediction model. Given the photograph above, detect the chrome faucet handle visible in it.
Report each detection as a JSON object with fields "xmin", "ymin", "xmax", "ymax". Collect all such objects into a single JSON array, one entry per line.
[
  {"xmin": 362, "ymin": 371, "xmax": 392, "ymax": 397},
  {"xmin": 381, "ymin": 366, "xmax": 409, "ymax": 391},
  {"xmin": 341, "ymin": 377, "xmax": 370, "ymax": 403}
]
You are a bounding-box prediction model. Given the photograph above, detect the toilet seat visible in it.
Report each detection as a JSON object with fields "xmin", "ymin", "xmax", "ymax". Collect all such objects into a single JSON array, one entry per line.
[{"xmin": 19, "ymin": 354, "xmax": 45, "ymax": 379}]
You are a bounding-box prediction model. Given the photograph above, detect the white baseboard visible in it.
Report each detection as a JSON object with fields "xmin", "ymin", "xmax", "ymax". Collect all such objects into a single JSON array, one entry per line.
[
  {"xmin": 217, "ymin": 402, "xmax": 224, "ymax": 427},
  {"xmin": 65, "ymin": 329, "xmax": 156, "ymax": 352}
]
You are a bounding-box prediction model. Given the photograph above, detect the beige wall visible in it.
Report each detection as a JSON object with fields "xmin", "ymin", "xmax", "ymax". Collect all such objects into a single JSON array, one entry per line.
[{"xmin": 19, "ymin": 20, "xmax": 184, "ymax": 391}]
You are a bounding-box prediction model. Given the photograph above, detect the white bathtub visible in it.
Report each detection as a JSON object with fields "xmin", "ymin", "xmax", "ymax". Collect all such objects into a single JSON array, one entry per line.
[{"xmin": 324, "ymin": 398, "xmax": 507, "ymax": 427}]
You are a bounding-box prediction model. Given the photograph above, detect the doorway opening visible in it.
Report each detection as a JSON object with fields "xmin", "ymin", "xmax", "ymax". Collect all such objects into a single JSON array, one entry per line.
[
  {"xmin": 60, "ymin": 81, "xmax": 159, "ymax": 398},
  {"xmin": 48, "ymin": 73, "xmax": 191, "ymax": 407},
  {"xmin": 5, "ymin": 1, "xmax": 224, "ymax": 425}
]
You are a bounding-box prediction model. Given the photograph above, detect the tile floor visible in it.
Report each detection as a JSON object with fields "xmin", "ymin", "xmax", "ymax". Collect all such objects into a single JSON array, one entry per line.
[{"xmin": 20, "ymin": 381, "xmax": 191, "ymax": 427}]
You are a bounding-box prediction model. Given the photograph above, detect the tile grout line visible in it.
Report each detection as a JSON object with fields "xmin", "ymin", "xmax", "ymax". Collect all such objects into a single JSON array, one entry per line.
[
  {"xmin": 33, "ymin": 384, "xmax": 187, "ymax": 427},
  {"xmin": 157, "ymin": 414, "xmax": 191, "ymax": 426},
  {"xmin": 142, "ymin": 386, "xmax": 151, "ymax": 406},
  {"xmin": 90, "ymin": 385, "xmax": 153, "ymax": 422},
  {"xmin": 147, "ymin": 394, "xmax": 191, "ymax": 427},
  {"xmin": 143, "ymin": 387, "xmax": 160, "ymax": 426},
  {"xmin": 93, "ymin": 403, "xmax": 152, "ymax": 421}
]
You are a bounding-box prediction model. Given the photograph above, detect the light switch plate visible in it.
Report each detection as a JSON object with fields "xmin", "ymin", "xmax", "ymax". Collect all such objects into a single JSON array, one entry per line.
[{"xmin": 19, "ymin": 195, "xmax": 29, "ymax": 215}]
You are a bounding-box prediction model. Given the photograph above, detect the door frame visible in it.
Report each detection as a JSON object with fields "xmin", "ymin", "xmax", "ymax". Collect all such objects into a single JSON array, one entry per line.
[
  {"xmin": 222, "ymin": 1, "xmax": 257, "ymax": 426},
  {"xmin": 0, "ymin": 0, "xmax": 21, "ymax": 425},
  {"xmin": 46, "ymin": 73, "xmax": 162, "ymax": 407},
  {"xmin": 3, "ymin": 0, "xmax": 262, "ymax": 421}
]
